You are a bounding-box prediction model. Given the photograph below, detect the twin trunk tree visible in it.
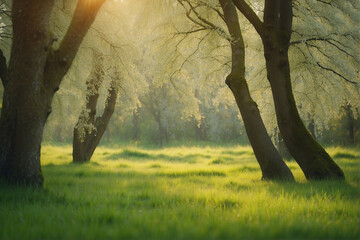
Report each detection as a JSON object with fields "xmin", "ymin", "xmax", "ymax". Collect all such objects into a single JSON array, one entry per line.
[
  {"xmin": 0, "ymin": 0, "xmax": 106, "ymax": 186},
  {"xmin": 219, "ymin": 0, "xmax": 294, "ymax": 180},
  {"xmin": 232, "ymin": 0, "xmax": 344, "ymax": 180},
  {"xmin": 73, "ymin": 53, "xmax": 119, "ymax": 163}
]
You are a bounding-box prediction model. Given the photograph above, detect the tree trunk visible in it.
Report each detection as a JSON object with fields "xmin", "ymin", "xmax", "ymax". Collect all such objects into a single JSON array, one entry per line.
[
  {"xmin": 261, "ymin": 0, "xmax": 344, "ymax": 180},
  {"xmin": 232, "ymin": 0, "xmax": 344, "ymax": 180},
  {"xmin": 265, "ymin": 50, "xmax": 344, "ymax": 179},
  {"xmin": 0, "ymin": 1, "xmax": 55, "ymax": 186},
  {"xmin": 0, "ymin": 0, "xmax": 105, "ymax": 186},
  {"xmin": 220, "ymin": 0, "xmax": 294, "ymax": 180},
  {"xmin": 73, "ymin": 87, "xmax": 118, "ymax": 162},
  {"xmin": 73, "ymin": 61, "xmax": 118, "ymax": 163}
]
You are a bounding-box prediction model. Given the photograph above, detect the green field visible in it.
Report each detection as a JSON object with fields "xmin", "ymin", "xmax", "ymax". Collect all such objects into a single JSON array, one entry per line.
[{"xmin": 1, "ymin": 145, "xmax": 359, "ymax": 240}]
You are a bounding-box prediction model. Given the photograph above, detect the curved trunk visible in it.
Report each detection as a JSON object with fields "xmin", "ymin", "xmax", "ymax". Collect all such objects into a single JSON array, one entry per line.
[
  {"xmin": 226, "ymin": 77, "xmax": 294, "ymax": 180},
  {"xmin": 264, "ymin": 49, "xmax": 344, "ymax": 179},
  {"xmin": 220, "ymin": 0, "xmax": 294, "ymax": 180},
  {"xmin": 262, "ymin": 0, "xmax": 344, "ymax": 180}
]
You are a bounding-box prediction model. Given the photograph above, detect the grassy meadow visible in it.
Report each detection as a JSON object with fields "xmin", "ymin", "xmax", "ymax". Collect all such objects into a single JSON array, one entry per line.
[{"xmin": 0, "ymin": 144, "xmax": 359, "ymax": 240}]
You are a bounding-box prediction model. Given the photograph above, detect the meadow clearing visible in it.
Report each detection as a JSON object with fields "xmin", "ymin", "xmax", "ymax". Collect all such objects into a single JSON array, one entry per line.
[{"xmin": 0, "ymin": 144, "xmax": 359, "ymax": 240}]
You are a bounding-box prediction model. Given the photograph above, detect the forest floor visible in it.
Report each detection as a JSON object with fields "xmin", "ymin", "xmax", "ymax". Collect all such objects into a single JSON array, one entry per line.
[{"xmin": 0, "ymin": 145, "xmax": 359, "ymax": 240}]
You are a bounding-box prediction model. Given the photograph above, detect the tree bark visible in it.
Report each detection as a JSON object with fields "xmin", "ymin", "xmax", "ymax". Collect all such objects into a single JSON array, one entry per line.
[
  {"xmin": 0, "ymin": 0, "xmax": 106, "ymax": 186},
  {"xmin": 232, "ymin": 0, "xmax": 344, "ymax": 180},
  {"xmin": 220, "ymin": 0, "xmax": 294, "ymax": 180},
  {"xmin": 0, "ymin": 1, "xmax": 55, "ymax": 186},
  {"xmin": 261, "ymin": 0, "xmax": 344, "ymax": 180},
  {"xmin": 73, "ymin": 57, "xmax": 118, "ymax": 163}
]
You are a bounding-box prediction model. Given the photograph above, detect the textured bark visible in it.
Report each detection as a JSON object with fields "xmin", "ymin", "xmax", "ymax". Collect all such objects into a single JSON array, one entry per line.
[
  {"xmin": 0, "ymin": 0, "xmax": 106, "ymax": 186},
  {"xmin": 232, "ymin": 0, "xmax": 344, "ymax": 180},
  {"xmin": 261, "ymin": 0, "xmax": 344, "ymax": 180},
  {"xmin": 0, "ymin": 1, "xmax": 55, "ymax": 186},
  {"xmin": 220, "ymin": 0, "xmax": 294, "ymax": 180},
  {"xmin": 73, "ymin": 58, "xmax": 118, "ymax": 163}
]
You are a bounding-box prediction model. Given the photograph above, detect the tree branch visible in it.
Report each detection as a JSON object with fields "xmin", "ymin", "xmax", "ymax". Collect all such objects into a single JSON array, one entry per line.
[
  {"xmin": 231, "ymin": 0, "xmax": 265, "ymax": 39},
  {"xmin": 44, "ymin": 0, "xmax": 106, "ymax": 91}
]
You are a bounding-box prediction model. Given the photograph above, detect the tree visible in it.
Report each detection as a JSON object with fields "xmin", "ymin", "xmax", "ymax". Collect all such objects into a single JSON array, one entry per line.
[
  {"xmin": 139, "ymin": 82, "xmax": 171, "ymax": 146},
  {"xmin": 173, "ymin": 0, "xmax": 294, "ymax": 180},
  {"xmin": 232, "ymin": 0, "xmax": 345, "ymax": 180},
  {"xmin": 0, "ymin": 0, "xmax": 106, "ymax": 186},
  {"xmin": 73, "ymin": 51, "xmax": 119, "ymax": 163},
  {"xmin": 218, "ymin": 0, "xmax": 294, "ymax": 180},
  {"xmin": 324, "ymin": 101, "xmax": 359, "ymax": 146}
]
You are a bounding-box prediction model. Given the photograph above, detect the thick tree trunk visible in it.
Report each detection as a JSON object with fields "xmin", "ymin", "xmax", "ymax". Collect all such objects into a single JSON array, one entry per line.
[
  {"xmin": 0, "ymin": 0, "xmax": 105, "ymax": 186},
  {"xmin": 261, "ymin": 0, "xmax": 344, "ymax": 180},
  {"xmin": 265, "ymin": 50, "xmax": 344, "ymax": 179},
  {"xmin": 0, "ymin": 1, "xmax": 55, "ymax": 186},
  {"xmin": 73, "ymin": 61, "xmax": 118, "ymax": 163},
  {"xmin": 232, "ymin": 0, "xmax": 344, "ymax": 180},
  {"xmin": 220, "ymin": 0, "xmax": 294, "ymax": 180}
]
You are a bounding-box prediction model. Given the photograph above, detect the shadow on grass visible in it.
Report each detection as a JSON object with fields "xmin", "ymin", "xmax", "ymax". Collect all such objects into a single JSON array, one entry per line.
[
  {"xmin": 333, "ymin": 152, "xmax": 359, "ymax": 159},
  {"xmin": 230, "ymin": 165, "xmax": 259, "ymax": 173},
  {"xmin": 157, "ymin": 170, "xmax": 226, "ymax": 178},
  {"xmin": 221, "ymin": 150, "xmax": 253, "ymax": 156},
  {"xmin": 0, "ymin": 184, "xmax": 68, "ymax": 206},
  {"xmin": 43, "ymin": 163, "xmax": 227, "ymax": 179},
  {"xmin": 266, "ymin": 179, "xmax": 359, "ymax": 200},
  {"xmin": 106, "ymin": 149, "xmax": 211, "ymax": 163}
]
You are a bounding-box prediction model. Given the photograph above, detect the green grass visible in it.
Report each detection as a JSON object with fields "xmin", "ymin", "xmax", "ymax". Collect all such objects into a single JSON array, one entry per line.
[{"xmin": 0, "ymin": 145, "xmax": 359, "ymax": 240}]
